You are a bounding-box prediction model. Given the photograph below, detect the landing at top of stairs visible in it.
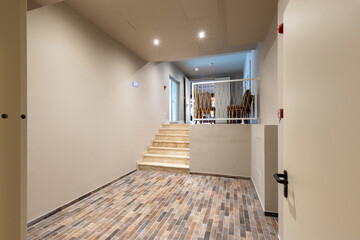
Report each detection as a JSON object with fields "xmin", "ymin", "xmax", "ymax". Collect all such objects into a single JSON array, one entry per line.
[{"xmin": 162, "ymin": 123, "xmax": 190, "ymax": 128}]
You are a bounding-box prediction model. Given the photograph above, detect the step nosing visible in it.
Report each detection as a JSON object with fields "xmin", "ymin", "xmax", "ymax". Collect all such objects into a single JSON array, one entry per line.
[
  {"xmin": 156, "ymin": 134, "xmax": 189, "ymax": 136},
  {"xmin": 138, "ymin": 161, "xmax": 189, "ymax": 169},
  {"xmin": 148, "ymin": 147, "xmax": 190, "ymax": 150},
  {"xmin": 160, "ymin": 128, "xmax": 189, "ymax": 131},
  {"xmin": 144, "ymin": 154, "xmax": 190, "ymax": 159},
  {"xmin": 153, "ymin": 140, "xmax": 190, "ymax": 143}
]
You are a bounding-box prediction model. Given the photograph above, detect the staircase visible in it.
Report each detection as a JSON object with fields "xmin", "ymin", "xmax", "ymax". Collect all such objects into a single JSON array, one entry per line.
[{"xmin": 138, "ymin": 123, "xmax": 190, "ymax": 174}]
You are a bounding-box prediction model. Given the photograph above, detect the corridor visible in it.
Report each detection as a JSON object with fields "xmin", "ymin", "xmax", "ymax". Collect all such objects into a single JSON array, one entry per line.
[{"xmin": 28, "ymin": 171, "xmax": 278, "ymax": 240}]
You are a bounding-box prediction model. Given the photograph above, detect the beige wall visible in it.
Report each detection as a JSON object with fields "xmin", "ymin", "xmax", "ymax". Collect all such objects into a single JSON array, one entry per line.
[
  {"xmin": 251, "ymin": 125, "xmax": 278, "ymax": 213},
  {"xmin": 244, "ymin": 15, "xmax": 278, "ymax": 125},
  {"xmin": 190, "ymin": 124, "xmax": 278, "ymax": 212},
  {"xmin": 27, "ymin": 3, "xmax": 184, "ymax": 222},
  {"xmin": 251, "ymin": 125, "xmax": 265, "ymax": 206},
  {"xmin": 189, "ymin": 124, "xmax": 251, "ymax": 177},
  {"xmin": 257, "ymin": 16, "xmax": 278, "ymax": 125},
  {"xmin": 245, "ymin": 12, "xmax": 279, "ymax": 214},
  {"xmin": 264, "ymin": 125, "xmax": 278, "ymax": 213}
]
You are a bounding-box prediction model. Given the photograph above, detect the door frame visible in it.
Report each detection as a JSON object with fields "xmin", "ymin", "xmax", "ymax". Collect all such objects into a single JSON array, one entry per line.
[{"xmin": 169, "ymin": 75, "xmax": 179, "ymax": 122}]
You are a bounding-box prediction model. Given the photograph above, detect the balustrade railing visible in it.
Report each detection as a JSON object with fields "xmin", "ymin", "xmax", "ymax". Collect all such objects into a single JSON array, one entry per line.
[{"xmin": 191, "ymin": 78, "xmax": 259, "ymax": 124}]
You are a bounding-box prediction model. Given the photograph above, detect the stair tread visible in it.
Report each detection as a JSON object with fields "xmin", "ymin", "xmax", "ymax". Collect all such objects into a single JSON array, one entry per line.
[
  {"xmin": 160, "ymin": 128, "xmax": 189, "ymax": 131},
  {"xmin": 162, "ymin": 124, "xmax": 190, "ymax": 128},
  {"xmin": 153, "ymin": 140, "xmax": 190, "ymax": 143},
  {"xmin": 148, "ymin": 146, "xmax": 190, "ymax": 151},
  {"xmin": 156, "ymin": 134, "xmax": 189, "ymax": 137},
  {"xmin": 138, "ymin": 161, "xmax": 189, "ymax": 169},
  {"xmin": 144, "ymin": 153, "xmax": 190, "ymax": 159}
]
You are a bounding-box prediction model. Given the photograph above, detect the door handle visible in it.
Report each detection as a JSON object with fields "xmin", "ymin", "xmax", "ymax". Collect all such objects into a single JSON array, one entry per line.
[{"xmin": 274, "ymin": 170, "xmax": 288, "ymax": 198}]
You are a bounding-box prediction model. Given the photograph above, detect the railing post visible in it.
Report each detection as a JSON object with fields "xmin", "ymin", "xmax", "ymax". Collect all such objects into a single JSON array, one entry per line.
[
  {"xmin": 192, "ymin": 82, "xmax": 195, "ymax": 124},
  {"xmin": 255, "ymin": 79, "xmax": 258, "ymax": 121}
]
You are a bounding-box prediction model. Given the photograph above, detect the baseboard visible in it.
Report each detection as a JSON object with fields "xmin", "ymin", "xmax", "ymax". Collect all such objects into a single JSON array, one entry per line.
[
  {"xmin": 265, "ymin": 211, "xmax": 279, "ymax": 217},
  {"xmin": 190, "ymin": 171, "xmax": 251, "ymax": 180},
  {"xmin": 27, "ymin": 169, "xmax": 137, "ymax": 228},
  {"xmin": 250, "ymin": 178, "xmax": 265, "ymax": 211},
  {"xmin": 250, "ymin": 178, "xmax": 278, "ymax": 219}
]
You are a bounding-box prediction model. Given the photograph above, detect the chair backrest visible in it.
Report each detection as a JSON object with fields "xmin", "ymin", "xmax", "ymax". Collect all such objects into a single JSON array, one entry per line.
[
  {"xmin": 240, "ymin": 90, "xmax": 253, "ymax": 111},
  {"xmin": 197, "ymin": 92, "xmax": 212, "ymax": 109}
]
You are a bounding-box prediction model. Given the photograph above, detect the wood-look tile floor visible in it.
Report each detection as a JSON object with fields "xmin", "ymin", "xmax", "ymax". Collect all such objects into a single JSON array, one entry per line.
[{"xmin": 28, "ymin": 171, "xmax": 278, "ymax": 240}]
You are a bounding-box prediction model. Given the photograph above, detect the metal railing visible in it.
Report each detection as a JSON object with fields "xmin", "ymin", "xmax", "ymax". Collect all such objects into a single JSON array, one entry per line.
[{"xmin": 191, "ymin": 78, "xmax": 259, "ymax": 124}]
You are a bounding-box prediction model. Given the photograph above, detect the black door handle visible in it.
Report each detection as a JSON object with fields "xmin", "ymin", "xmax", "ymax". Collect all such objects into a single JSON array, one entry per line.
[{"xmin": 274, "ymin": 170, "xmax": 288, "ymax": 198}]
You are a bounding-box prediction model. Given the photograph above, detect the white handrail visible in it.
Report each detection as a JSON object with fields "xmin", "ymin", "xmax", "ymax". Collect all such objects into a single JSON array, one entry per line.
[{"xmin": 193, "ymin": 77, "xmax": 260, "ymax": 85}]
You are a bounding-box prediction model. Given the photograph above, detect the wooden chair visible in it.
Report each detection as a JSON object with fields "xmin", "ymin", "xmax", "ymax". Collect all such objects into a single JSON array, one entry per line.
[
  {"xmin": 194, "ymin": 91, "xmax": 214, "ymax": 124},
  {"xmin": 226, "ymin": 90, "xmax": 254, "ymax": 124}
]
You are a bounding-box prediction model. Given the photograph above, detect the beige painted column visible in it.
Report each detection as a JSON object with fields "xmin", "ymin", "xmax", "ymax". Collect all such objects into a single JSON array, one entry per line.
[{"xmin": 0, "ymin": 0, "xmax": 27, "ymax": 239}]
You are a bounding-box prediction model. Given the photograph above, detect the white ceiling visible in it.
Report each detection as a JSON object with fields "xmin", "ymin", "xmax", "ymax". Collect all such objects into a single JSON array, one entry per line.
[
  {"xmin": 173, "ymin": 51, "xmax": 248, "ymax": 78},
  {"xmin": 33, "ymin": 0, "xmax": 64, "ymax": 5},
  {"xmin": 31, "ymin": 0, "xmax": 277, "ymax": 62}
]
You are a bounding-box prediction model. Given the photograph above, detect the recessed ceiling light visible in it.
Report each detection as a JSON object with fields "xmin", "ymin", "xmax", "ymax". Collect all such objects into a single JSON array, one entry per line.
[
  {"xmin": 153, "ymin": 39, "xmax": 160, "ymax": 46},
  {"xmin": 195, "ymin": 68, "xmax": 199, "ymax": 71},
  {"xmin": 198, "ymin": 31, "xmax": 206, "ymax": 39}
]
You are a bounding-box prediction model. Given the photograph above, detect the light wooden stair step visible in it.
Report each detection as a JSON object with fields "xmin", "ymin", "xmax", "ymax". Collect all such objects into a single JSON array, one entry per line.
[
  {"xmin": 147, "ymin": 146, "xmax": 190, "ymax": 156},
  {"xmin": 155, "ymin": 134, "xmax": 189, "ymax": 141},
  {"xmin": 148, "ymin": 146, "xmax": 190, "ymax": 151},
  {"xmin": 153, "ymin": 140, "xmax": 190, "ymax": 143},
  {"xmin": 143, "ymin": 153, "xmax": 189, "ymax": 164},
  {"xmin": 153, "ymin": 140, "xmax": 190, "ymax": 148},
  {"xmin": 156, "ymin": 134, "xmax": 189, "ymax": 137},
  {"xmin": 138, "ymin": 161, "xmax": 189, "ymax": 174},
  {"xmin": 160, "ymin": 128, "xmax": 189, "ymax": 131},
  {"xmin": 162, "ymin": 124, "xmax": 190, "ymax": 129},
  {"xmin": 159, "ymin": 129, "xmax": 189, "ymax": 135},
  {"xmin": 144, "ymin": 153, "xmax": 189, "ymax": 159}
]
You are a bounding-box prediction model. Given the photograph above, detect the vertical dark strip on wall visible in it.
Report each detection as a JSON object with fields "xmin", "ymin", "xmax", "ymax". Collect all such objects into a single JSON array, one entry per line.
[{"xmin": 184, "ymin": 77, "xmax": 187, "ymax": 122}]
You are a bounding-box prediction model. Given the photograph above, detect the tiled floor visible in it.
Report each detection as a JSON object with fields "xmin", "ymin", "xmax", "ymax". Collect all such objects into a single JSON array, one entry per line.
[{"xmin": 28, "ymin": 171, "xmax": 278, "ymax": 240}]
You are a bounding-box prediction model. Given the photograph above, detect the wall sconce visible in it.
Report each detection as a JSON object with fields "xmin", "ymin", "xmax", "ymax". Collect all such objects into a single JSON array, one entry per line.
[{"xmin": 131, "ymin": 81, "xmax": 139, "ymax": 88}]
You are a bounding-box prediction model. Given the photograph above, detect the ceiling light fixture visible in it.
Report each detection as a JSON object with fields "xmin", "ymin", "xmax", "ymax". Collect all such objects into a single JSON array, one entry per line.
[
  {"xmin": 195, "ymin": 68, "xmax": 199, "ymax": 71},
  {"xmin": 153, "ymin": 39, "xmax": 160, "ymax": 46},
  {"xmin": 198, "ymin": 31, "xmax": 206, "ymax": 39}
]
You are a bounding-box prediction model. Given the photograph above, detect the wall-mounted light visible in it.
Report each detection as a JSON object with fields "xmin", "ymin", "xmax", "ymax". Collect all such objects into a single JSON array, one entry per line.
[{"xmin": 131, "ymin": 81, "xmax": 139, "ymax": 88}]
